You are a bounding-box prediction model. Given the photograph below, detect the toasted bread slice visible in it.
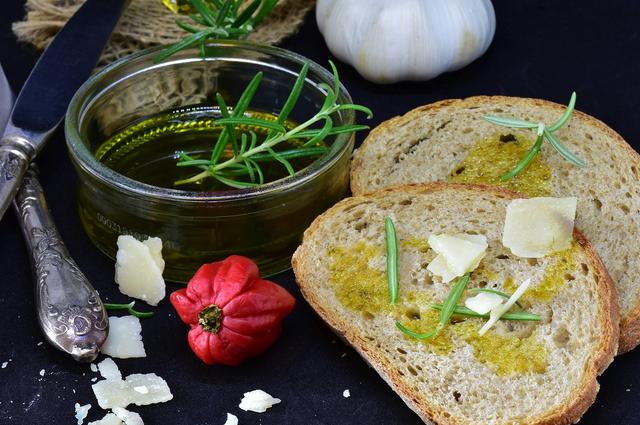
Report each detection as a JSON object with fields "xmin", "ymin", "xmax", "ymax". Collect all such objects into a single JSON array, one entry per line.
[
  {"xmin": 350, "ymin": 96, "xmax": 640, "ymax": 352},
  {"xmin": 293, "ymin": 183, "xmax": 618, "ymax": 425}
]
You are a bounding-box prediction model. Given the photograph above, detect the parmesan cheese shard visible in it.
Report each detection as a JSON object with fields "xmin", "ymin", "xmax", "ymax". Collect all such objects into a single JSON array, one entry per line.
[
  {"xmin": 88, "ymin": 413, "xmax": 123, "ymax": 425},
  {"xmin": 115, "ymin": 236, "xmax": 166, "ymax": 306},
  {"xmin": 427, "ymin": 234, "xmax": 488, "ymax": 282},
  {"xmin": 464, "ymin": 292, "xmax": 504, "ymax": 315},
  {"xmin": 238, "ymin": 389, "xmax": 281, "ymax": 413},
  {"xmin": 502, "ymin": 197, "xmax": 577, "ymax": 258},
  {"xmin": 92, "ymin": 372, "xmax": 173, "ymax": 409},
  {"xmin": 113, "ymin": 407, "xmax": 144, "ymax": 425},
  {"xmin": 223, "ymin": 413, "xmax": 239, "ymax": 425},
  {"xmin": 101, "ymin": 316, "xmax": 146, "ymax": 359},
  {"xmin": 142, "ymin": 237, "xmax": 165, "ymax": 272},
  {"xmin": 74, "ymin": 402, "xmax": 91, "ymax": 425},
  {"xmin": 343, "ymin": 389, "xmax": 351, "ymax": 398},
  {"xmin": 479, "ymin": 278, "xmax": 533, "ymax": 336},
  {"xmin": 97, "ymin": 358, "xmax": 122, "ymax": 381},
  {"xmin": 133, "ymin": 386, "xmax": 149, "ymax": 394}
]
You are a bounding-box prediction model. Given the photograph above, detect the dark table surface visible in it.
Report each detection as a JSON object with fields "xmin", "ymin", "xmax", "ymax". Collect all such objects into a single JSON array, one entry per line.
[{"xmin": 2, "ymin": 1, "xmax": 640, "ymax": 424}]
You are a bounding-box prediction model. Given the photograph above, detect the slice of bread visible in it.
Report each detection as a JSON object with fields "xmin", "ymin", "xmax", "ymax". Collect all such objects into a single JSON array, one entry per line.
[
  {"xmin": 293, "ymin": 183, "xmax": 618, "ymax": 425},
  {"xmin": 350, "ymin": 96, "xmax": 640, "ymax": 353}
]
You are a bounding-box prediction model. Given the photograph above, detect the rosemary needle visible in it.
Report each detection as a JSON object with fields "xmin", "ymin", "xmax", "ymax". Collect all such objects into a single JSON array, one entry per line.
[
  {"xmin": 104, "ymin": 301, "xmax": 154, "ymax": 319},
  {"xmin": 155, "ymin": 0, "xmax": 280, "ymax": 62},
  {"xmin": 396, "ymin": 273, "xmax": 471, "ymax": 339},
  {"xmin": 483, "ymin": 92, "xmax": 586, "ymax": 180},
  {"xmin": 385, "ymin": 217, "xmax": 399, "ymax": 304},
  {"xmin": 174, "ymin": 61, "xmax": 372, "ymax": 188},
  {"xmin": 467, "ymin": 287, "xmax": 523, "ymax": 308},
  {"xmin": 429, "ymin": 304, "xmax": 540, "ymax": 321}
]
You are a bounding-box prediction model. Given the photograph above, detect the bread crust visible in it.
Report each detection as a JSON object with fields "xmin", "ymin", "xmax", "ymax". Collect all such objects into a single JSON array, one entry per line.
[
  {"xmin": 293, "ymin": 182, "xmax": 619, "ymax": 425},
  {"xmin": 350, "ymin": 95, "xmax": 640, "ymax": 353}
]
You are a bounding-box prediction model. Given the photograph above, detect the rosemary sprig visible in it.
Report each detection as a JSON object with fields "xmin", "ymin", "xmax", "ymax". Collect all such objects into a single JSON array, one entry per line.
[
  {"xmin": 467, "ymin": 287, "xmax": 523, "ymax": 308},
  {"xmin": 174, "ymin": 61, "xmax": 372, "ymax": 188},
  {"xmin": 155, "ymin": 0, "xmax": 279, "ymax": 62},
  {"xmin": 385, "ymin": 217, "xmax": 399, "ymax": 304},
  {"xmin": 429, "ymin": 304, "xmax": 540, "ymax": 321},
  {"xmin": 104, "ymin": 301, "xmax": 154, "ymax": 319},
  {"xmin": 396, "ymin": 273, "xmax": 471, "ymax": 339},
  {"xmin": 483, "ymin": 92, "xmax": 586, "ymax": 180}
]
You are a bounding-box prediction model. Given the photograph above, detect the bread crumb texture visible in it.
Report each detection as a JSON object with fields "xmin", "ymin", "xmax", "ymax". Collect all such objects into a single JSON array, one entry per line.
[
  {"xmin": 293, "ymin": 184, "xmax": 617, "ymax": 425},
  {"xmin": 350, "ymin": 96, "xmax": 640, "ymax": 352}
]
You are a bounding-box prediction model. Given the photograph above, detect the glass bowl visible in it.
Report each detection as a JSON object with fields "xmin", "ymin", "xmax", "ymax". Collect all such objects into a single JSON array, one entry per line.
[{"xmin": 65, "ymin": 41, "xmax": 356, "ymax": 282}]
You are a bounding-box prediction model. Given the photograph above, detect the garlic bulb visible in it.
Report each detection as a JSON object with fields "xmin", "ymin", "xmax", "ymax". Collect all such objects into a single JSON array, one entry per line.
[{"xmin": 316, "ymin": 0, "xmax": 496, "ymax": 83}]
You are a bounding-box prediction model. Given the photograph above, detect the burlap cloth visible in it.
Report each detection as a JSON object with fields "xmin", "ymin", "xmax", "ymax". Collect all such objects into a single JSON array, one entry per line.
[{"xmin": 12, "ymin": 0, "xmax": 316, "ymax": 64}]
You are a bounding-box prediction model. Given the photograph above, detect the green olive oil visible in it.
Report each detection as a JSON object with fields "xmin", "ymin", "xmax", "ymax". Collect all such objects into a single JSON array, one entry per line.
[{"xmin": 95, "ymin": 106, "xmax": 318, "ymax": 191}]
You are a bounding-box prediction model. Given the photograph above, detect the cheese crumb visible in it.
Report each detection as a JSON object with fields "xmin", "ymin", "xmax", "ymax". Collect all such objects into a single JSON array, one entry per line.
[
  {"xmin": 115, "ymin": 236, "xmax": 165, "ymax": 306},
  {"xmin": 88, "ymin": 413, "xmax": 123, "ymax": 425},
  {"xmin": 92, "ymin": 373, "xmax": 173, "ymax": 409},
  {"xmin": 343, "ymin": 389, "xmax": 351, "ymax": 398},
  {"xmin": 101, "ymin": 316, "xmax": 146, "ymax": 359},
  {"xmin": 238, "ymin": 389, "xmax": 281, "ymax": 413},
  {"xmin": 74, "ymin": 403, "xmax": 91, "ymax": 425},
  {"xmin": 98, "ymin": 358, "xmax": 122, "ymax": 381},
  {"xmin": 90, "ymin": 363, "xmax": 98, "ymax": 373},
  {"xmin": 113, "ymin": 407, "xmax": 144, "ymax": 425},
  {"xmin": 479, "ymin": 278, "xmax": 533, "ymax": 335},
  {"xmin": 502, "ymin": 197, "xmax": 577, "ymax": 258},
  {"xmin": 39, "ymin": 369, "xmax": 45, "ymax": 377},
  {"xmin": 427, "ymin": 234, "xmax": 488, "ymax": 282},
  {"xmin": 223, "ymin": 413, "xmax": 239, "ymax": 425},
  {"xmin": 133, "ymin": 386, "xmax": 149, "ymax": 394},
  {"xmin": 1, "ymin": 362, "xmax": 8, "ymax": 369},
  {"xmin": 465, "ymin": 292, "xmax": 504, "ymax": 315}
]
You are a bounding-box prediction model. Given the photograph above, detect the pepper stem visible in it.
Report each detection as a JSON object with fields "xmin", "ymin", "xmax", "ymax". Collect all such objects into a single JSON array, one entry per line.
[{"xmin": 198, "ymin": 304, "xmax": 223, "ymax": 333}]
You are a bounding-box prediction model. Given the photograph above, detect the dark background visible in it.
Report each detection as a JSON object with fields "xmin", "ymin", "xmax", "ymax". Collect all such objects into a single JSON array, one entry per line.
[{"xmin": 2, "ymin": 1, "xmax": 640, "ymax": 424}]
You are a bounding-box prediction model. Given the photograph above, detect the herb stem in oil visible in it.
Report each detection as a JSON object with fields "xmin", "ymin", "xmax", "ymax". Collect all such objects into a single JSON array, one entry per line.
[{"xmin": 174, "ymin": 61, "xmax": 372, "ymax": 188}]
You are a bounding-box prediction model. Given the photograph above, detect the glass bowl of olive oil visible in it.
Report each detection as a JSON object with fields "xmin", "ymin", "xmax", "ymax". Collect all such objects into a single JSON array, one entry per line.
[{"xmin": 65, "ymin": 41, "xmax": 357, "ymax": 282}]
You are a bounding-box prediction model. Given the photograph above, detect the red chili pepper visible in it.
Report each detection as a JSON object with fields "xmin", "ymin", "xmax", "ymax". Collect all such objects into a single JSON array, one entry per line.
[{"xmin": 170, "ymin": 255, "xmax": 296, "ymax": 366}]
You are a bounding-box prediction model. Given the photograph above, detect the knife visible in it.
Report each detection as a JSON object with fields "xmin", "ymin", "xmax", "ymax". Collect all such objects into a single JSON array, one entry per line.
[
  {"xmin": 0, "ymin": 0, "xmax": 128, "ymax": 221},
  {"xmin": 1, "ymin": 64, "xmax": 109, "ymax": 362}
]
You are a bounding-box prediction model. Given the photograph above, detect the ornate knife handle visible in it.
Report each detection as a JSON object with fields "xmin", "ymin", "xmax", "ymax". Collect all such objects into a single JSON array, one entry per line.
[
  {"xmin": 14, "ymin": 166, "xmax": 108, "ymax": 362},
  {"xmin": 0, "ymin": 136, "xmax": 33, "ymax": 221}
]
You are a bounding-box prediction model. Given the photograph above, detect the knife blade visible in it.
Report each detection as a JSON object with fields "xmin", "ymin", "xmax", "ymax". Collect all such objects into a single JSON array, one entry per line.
[
  {"xmin": 0, "ymin": 64, "xmax": 12, "ymax": 131},
  {"xmin": 0, "ymin": 0, "xmax": 128, "ymax": 221}
]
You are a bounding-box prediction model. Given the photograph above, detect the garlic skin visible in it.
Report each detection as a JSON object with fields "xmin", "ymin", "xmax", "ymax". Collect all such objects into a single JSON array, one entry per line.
[{"xmin": 316, "ymin": 0, "xmax": 496, "ymax": 84}]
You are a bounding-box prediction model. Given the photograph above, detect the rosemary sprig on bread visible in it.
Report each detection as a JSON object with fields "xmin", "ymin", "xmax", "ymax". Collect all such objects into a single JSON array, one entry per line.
[{"xmin": 484, "ymin": 92, "xmax": 586, "ymax": 180}]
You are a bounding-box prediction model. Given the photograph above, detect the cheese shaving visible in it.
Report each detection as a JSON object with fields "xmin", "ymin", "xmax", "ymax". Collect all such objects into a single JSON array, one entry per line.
[
  {"xmin": 88, "ymin": 413, "xmax": 123, "ymax": 425},
  {"xmin": 465, "ymin": 292, "xmax": 504, "ymax": 315},
  {"xmin": 92, "ymin": 372, "xmax": 173, "ymax": 409},
  {"xmin": 113, "ymin": 407, "xmax": 144, "ymax": 425},
  {"xmin": 238, "ymin": 389, "xmax": 281, "ymax": 413},
  {"xmin": 479, "ymin": 278, "xmax": 532, "ymax": 335},
  {"xmin": 223, "ymin": 413, "xmax": 239, "ymax": 425},
  {"xmin": 74, "ymin": 403, "xmax": 91, "ymax": 425},
  {"xmin": 427, "ymin": 234, "xmax": 487, "ymax": 282},
  {"xmin": 101, "ymin": 316, "xmax": 146, "ymax": 359},
  {"xmin": 502, "ymin": 197, "xmax": 577, "ymax": 258},
  {"xmin": 115, "ymin": 236, "xmax": 166, "ymax": 306},
  {"xmin": 97, "ymin": 358, "xmax": 122, "ymax": 381}
]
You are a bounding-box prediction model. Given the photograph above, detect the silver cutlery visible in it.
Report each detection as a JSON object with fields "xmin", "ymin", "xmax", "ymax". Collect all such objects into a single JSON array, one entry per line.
[{"xmin": 0, "ymin": 0, "xmax": 128, "ymax": 362}]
